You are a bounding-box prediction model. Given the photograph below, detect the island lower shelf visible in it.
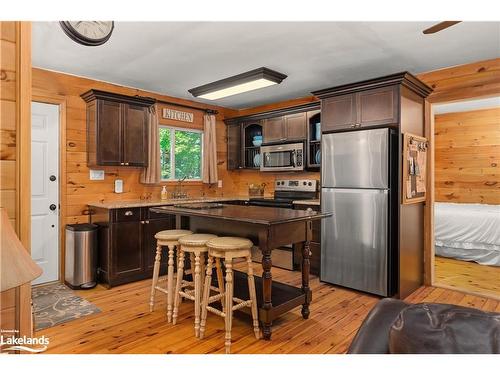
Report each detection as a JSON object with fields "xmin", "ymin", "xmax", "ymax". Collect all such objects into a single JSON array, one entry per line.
[{"xmin": 230, "ymin": 270, "xmax": 310, "ymax": 323}]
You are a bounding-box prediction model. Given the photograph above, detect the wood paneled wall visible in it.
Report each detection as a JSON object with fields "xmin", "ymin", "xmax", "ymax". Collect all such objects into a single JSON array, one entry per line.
[
  {"xmin": 32, "ymin": 68, "xmax": 321, "ymax": 226},
  {"xmin": 435, "ymin": 107, "xmax": 500, "ymax": 204},
  {"xmin": 32, "ymin": 68, "xmax": 240, "ymax": 227},
  {"xmin": 0, "ymin": 21, "xmax": 32, "ymax": 343},
  {"xmin": 418, "ymin": 58, "xmax": 500, "ymax": 103}
]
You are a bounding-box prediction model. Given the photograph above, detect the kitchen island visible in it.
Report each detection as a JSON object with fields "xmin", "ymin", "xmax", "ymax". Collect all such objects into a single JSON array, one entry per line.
[{"xmin": 150, "ymin": 203, "xmax": 331, "ymax": 340}]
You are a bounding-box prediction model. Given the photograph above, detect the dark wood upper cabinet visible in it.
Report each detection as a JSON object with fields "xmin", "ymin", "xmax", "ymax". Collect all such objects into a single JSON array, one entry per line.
[
  {"xmin": 262, "ymin": 112, "xmax": 307, "ymax": 143},
  {"xmin": 263, "ymin": 116, "xmax": 286, "ymax": 143},
  {"xmin": 96, "ymin": 100, "xmax": 122, "ymax": 165},
  {"xmin": 357, "ymin": 86, "xmax": 398, "ymax": 127},
  {"xmin": 123, "ymin": 103, "xmax": 149, "ymax": 166},
  {"xmin": 227, "ymin": 123, "xmax": 242, "ymax": 170},
  {"xmin": 312, "ymin": 72, "xmax": 432, "ymax": 133},
  {"xmin": 284, "ymin": 112, "xmax": 307, "ymax": 140},
  {"xmin": 81, "ymin": 90, "xmax": 155, "ymax": 167},
  {"xmin": 225, "ymin": 102, "xmax": 320, "ymax": 170},
  {"xmin": 321, "ymin": 94, "xmax": 357, "ymax": 132}
]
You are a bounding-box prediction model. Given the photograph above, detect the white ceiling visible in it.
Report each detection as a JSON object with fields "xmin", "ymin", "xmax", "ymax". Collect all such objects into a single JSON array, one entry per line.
[
  {"xmin": 32, "ymin": 22, "xmax": 500, "ymax": 109},
  {"xmin": 434, "ymin": 96, "xmax": 500, "ymax": 114}
]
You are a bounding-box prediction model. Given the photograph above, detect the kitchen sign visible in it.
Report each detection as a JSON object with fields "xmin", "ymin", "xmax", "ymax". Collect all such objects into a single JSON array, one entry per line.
[{"xmin": 162, "ymin": 108, "xmax": 194, "ymax": 123}]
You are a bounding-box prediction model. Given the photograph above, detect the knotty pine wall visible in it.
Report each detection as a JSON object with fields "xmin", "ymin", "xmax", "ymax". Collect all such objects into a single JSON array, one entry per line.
[
  {"xmin": 0, "ymin": 21, "xmax": 31, "ymax": 342},
  {"xmin": 435, "ymin": 107, "xmax": 500, "ymax": 204},
  {"xmin": 32, "ymin": 68, "xmax": 241, "ymax": 226},
  {"xmin": 32, "ymin": 68, "xmax": 322, "ymax": 228},
  {"xmin": 0, "ymin": 21, "xmax": 18, "ymax": 339}
]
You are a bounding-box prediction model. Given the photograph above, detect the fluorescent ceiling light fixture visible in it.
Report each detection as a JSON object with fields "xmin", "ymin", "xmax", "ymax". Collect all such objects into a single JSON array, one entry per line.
[{"xmin": 188, "ymin": 67, "xmax": 287, "ymax": 100}]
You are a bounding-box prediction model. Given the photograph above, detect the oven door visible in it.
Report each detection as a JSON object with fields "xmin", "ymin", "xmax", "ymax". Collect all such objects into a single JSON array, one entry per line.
[{"xmin": 260, "ymin": 143, "xmax": 303, "ymax": 172}]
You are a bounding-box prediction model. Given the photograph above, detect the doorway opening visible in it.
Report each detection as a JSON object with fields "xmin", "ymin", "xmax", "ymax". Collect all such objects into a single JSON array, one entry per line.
[
  {"xmin": 432, "ymin": 96, "xmax": 500, "ymax": 299},
  {"xmin": 31, "ymin": 101, "xmax": 60, "ymax": 285}
]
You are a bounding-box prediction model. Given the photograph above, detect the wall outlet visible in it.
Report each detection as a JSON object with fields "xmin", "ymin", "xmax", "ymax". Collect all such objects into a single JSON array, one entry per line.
[
  {"xmin": 114, "ymin": 179, "xmax": 124, "ymax": 194},
  {"xmin": 217, "ymin": 180, "xmax": 223, "ymax": 188},
  {"xmin": 89, "ymin": 169, "xmax": 105, "ymax": 180}
]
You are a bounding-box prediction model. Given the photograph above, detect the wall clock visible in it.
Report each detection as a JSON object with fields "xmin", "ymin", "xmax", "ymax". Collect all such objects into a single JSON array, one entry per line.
[{"xmin": 59, "ymin": 21, "xmax": 114, "ymax": 46}]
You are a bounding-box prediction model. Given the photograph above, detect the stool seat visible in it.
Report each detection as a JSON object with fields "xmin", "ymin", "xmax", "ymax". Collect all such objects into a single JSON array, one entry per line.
[
  {"xmin": 179, "ymin": 233, "xmax": 218, "ymax": 247},
  {"xmin": 155, "ymin": 229, "xmax": 193, "ymax": 241},
  {"xmin": 206, "ymin": 237, "xmax": 253, "ymax": 250},
  {"xmin": 201, "ymin": 236, "xmax": 260, "ymax": 353}
]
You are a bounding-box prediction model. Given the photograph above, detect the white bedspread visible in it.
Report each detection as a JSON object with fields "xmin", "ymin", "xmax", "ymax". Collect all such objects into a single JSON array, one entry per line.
[{"xmin": 434, "ymin": 202, "xmax": 500, "ymax": 266}]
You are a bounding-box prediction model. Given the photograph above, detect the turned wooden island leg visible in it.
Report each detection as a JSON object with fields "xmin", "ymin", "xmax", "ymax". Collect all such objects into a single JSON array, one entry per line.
[
  {"xmin": 301, "ymin": 220, "xmax": 312, "ymax": 319},
  {"xmin": 261, "ymin": 246, "xmax": 273, "ymax": 340}
]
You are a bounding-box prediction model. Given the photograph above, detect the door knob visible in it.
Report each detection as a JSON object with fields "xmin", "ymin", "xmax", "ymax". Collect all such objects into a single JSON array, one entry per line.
[
  {"xmin": 49, "ymin": 204, "xmax": 57, "ymax": 211},
  {"xmin": 49, "ymin": 175, "xmax": 57, "ymax": 182}
]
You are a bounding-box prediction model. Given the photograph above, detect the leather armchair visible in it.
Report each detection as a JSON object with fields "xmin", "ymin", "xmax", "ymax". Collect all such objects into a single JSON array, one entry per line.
[{"xmin": 348, "ymin": 298, "xmax": 500, "ymax": 354}]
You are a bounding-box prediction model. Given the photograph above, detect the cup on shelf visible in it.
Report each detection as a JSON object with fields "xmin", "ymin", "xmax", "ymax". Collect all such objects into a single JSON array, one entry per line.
[{"xmin": 315, "ymin": 123, "xmax": 321, "ymax": 141}]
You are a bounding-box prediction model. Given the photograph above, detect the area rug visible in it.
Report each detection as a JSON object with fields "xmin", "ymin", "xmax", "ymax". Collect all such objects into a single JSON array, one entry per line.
[{"xmin": 32, "ymin": 283, "xmax": 101, "ymax": 331}]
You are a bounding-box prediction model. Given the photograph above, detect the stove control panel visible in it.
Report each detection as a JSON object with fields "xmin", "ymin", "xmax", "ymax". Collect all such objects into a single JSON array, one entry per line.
[{"xmin": 275, "ymin": 179, "xmax": 318, "ymax": 192}]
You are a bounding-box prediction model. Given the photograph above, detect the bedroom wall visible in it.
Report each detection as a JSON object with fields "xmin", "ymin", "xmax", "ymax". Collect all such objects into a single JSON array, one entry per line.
[{"xmin": 435, "ymin": 107, "xmax": 500, "ymax": 204}]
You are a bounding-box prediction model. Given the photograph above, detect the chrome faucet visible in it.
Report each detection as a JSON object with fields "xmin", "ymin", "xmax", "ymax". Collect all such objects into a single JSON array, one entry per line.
[{"xmin": 172, "ymin": 176, "xmax": 188, "ymax": 199}]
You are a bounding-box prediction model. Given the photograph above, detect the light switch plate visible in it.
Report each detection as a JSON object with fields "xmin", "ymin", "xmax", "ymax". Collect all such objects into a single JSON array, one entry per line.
[
  {"xmin": 218, "ymin": 180, "xmax": 223, "ymax": 188},
  {"xmin": 114, "ymin": 179, "xmax": 124, "ymax": 194},
  {"xmin": 89, "ymin": 169, "xmax": 105, "ymax": 180}
]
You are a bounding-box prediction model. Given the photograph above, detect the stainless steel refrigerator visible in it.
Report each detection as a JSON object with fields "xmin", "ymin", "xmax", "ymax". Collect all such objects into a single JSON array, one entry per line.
[{"xmin": 321, "ymin": 128, "xmax": 398, "ymax": 297}]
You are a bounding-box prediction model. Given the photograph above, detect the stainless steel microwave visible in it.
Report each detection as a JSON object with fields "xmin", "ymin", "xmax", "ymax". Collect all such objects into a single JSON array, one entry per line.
[{"xmin": 260, "ymin": 142, "xmax": 304, "ymax": 172}]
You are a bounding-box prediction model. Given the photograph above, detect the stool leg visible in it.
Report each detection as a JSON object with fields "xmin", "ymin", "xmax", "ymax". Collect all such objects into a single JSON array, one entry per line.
[
  {"xmin": 224, "ymin": 258, "xmax": 234, "ymax": 354},
  {"xmin": 172, "ymin": 250, "xmax": 185, "ymax": 325},
  {"xmin": 166, "ymin": 243, "xmax": 176, "ymax": 323},
  {"xmin": 200, "ymin": 252, "xmax": 206, "ymax": 294},
  {"xmin": 215, "ymin": 258, "xmax": 225, "ymax": 311},
  {"xmin": 194, "ymin": 252, "xmax": 202, "ymax": 338},
  {"xmin": 149, "ymin": 243, "xmax": 162, "ymax": 312},
  {"xmin": 199, "ymin": 255, "xmax": 213, "ymax": 340},
  {"xmin": 247, "ymin": 256, "xmax": 260, "ymax": 339}
]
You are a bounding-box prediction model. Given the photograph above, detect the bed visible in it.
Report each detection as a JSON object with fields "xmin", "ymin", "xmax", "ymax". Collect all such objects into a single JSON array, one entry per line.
[{"xmin": 434, "ymin": 202, "xmax": 500, "ymax": 266}]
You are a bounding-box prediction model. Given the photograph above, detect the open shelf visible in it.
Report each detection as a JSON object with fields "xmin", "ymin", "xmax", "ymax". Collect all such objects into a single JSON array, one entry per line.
[
  {"xmin": 243, "ymin": 122, "xmax": 262, "ymax": 169},
  {"xmin": 307, "ymin": 112, "xmax": 321, "ymax": 169}
]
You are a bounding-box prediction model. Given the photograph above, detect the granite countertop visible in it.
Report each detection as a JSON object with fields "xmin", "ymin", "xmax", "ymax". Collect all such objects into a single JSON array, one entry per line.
[
  {"xmin": 292, "ymin": 199, "xmax": 321, "ymax": 206},
  {"xmin": 150, "ymin": 204, "xmax": 331, "ymax": 225},
  {"xmin": 87, "ymin": 195, "xmax": 274, "ymax": 209}
]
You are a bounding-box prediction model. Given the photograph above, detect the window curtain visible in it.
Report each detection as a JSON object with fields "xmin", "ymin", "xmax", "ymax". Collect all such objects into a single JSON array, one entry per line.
[
  {"xmin": 202, "ymin": 113, "xmax": 218, "ymax": 184},
  {"xmin": 140, "ymin": 106, "xmax": 161, "ymax": 184}
]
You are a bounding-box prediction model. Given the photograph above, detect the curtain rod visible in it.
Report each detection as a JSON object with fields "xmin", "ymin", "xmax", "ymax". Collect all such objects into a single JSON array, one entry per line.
[{"xmin": 138, "ymin": 95, "xmax": 219, "ymax": 115}]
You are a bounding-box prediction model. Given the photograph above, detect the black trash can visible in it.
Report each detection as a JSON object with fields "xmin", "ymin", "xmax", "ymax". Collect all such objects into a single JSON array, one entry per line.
[{"xmin": 65, "ymin": 223, "xmax": 98, "ymax": 289}]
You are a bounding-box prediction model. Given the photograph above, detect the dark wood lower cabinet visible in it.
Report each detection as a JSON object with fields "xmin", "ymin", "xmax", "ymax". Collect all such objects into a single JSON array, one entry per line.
[
  {"xmin": 90, "ymin": 206, "xmax": 175, "ymax": 288},
  {"xmin": 112, "ymin": 221, "xmax": 144, "ymax": 281},
  {"xmin": 143, "ymin": 218, "xmax": 174, "ymax": 273}
]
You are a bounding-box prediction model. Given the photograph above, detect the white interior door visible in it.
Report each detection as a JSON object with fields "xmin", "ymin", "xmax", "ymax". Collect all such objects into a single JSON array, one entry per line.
[{"xmin": 31, "ymin": 102, "xmax": 59, "ymax": 285}]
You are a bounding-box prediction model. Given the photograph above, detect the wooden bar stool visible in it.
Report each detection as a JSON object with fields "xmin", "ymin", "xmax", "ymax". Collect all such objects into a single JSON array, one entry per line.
[
  {"xmin": 200, "ymin": 237, "xmax": 260, "ymax": 354},
  {"xmin": 172, "ymin": 233, "xmax": 224, "ymax": 338},
  {"xmin": 149, "ymin": 229, "xmax": 192, "ymax": 323}
]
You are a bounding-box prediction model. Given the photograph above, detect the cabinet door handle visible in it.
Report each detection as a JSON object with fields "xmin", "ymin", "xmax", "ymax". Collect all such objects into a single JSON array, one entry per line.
[
  {"xmin": 120, "ymin": 162, "xmax": 125, "ymax": 166},
  {"xmin": 356, "ymin": 123, "xmax": 361, "ymax": 128},
  {"xmin": 125, "ymin": 162, "xmax": 129, "ymax": 166},
  {"xmin": 350, "ymin": 124, "xmax": 356, "ymax": 128},
  {"xmin": 124, "ymin": 210, "xmax": 133, "ymax": 216}
]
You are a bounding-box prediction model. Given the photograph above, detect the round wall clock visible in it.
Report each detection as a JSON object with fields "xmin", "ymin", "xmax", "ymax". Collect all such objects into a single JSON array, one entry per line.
[{"xmin": 59, "ymin": 21, "xmax": 114, "ymax": 46}]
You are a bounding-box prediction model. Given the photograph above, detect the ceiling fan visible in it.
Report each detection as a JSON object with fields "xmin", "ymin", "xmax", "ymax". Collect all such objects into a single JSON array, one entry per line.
[{"xmin": 423, "ymin": 21, "xmax": 461, "ymax": 34}]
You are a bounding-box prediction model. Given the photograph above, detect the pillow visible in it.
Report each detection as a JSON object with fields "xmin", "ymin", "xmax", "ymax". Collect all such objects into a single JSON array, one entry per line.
[{"xmin": 389, "ymin": 303, "xmax": 500, "ymax": 354}]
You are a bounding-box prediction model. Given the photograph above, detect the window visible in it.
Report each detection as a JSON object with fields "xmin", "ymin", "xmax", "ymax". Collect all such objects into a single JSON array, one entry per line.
[{"xmin": 159, "ymin": 126, "xmax": 203, "ymax": 181}]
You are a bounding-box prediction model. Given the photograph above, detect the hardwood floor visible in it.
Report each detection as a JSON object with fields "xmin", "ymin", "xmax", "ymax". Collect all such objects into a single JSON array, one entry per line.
[
  {"xmin": 434, "ymin": 256, "xmax": 500, "ymax": 300},
  {"xmin": 36, "ymin": 264, "xmax": 500, "ymax": 354}
]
